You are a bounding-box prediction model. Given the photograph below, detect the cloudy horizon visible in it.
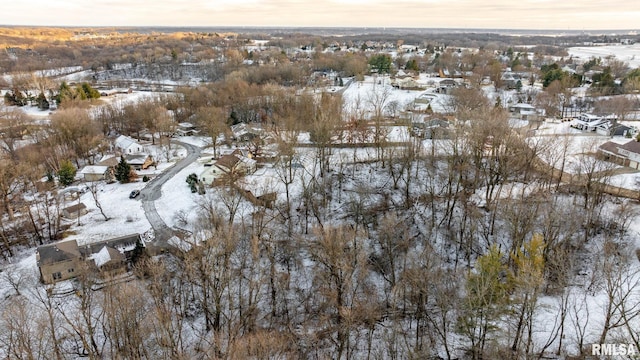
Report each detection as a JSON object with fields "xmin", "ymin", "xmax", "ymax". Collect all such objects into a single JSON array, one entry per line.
[{"xmin": 3, "ymin": 0, "xmax": 640, "ymax": 31}]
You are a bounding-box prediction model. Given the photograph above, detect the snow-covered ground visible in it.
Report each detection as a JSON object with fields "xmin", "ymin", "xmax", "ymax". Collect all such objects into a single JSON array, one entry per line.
[
  {"xmin": 531, "ymin": 121, "xmax": 625, "ymax": 175},
  {"xmin": 155, "ymin": 161, "xmax": 203, "ymax": 230},
  {"xmin": 63, "ymin": 181, "xmax": 150, "ymax": 245},
  {"xmin": 569, "ymin": 43, "xmax": 640, "ymax": 68},
  {"xmin": 341, "ymin": 75, "xmax": 451, "ymax": 118}
]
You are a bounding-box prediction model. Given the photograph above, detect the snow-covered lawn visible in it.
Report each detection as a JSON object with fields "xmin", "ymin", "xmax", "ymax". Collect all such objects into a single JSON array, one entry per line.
[
  {"xmin": 155, "ymin": 161, "xmax": 204, "ymax": 230},
  {"xmin": 63, "ymin": 181, "xmax": 150, "ymax": 245},
  {"xmin": 175, "ymin": 136, "xmax": 211, "ymax": 147},
  {"xmin": 531, "ymin": 121, "xmax": 625, "ymax": 175},
  {"xmin": 569, "ymin": 43, "xmax": 640, "ymax": 68},
  {"xmin": 609, "ymin": 172, "xmax": 640, "ymax": 190}
]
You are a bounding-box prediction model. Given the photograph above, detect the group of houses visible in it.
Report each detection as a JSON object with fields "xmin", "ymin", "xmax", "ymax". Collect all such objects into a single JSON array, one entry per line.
[
  {"xmin": 36, "ymin": 234, "xmax": 145, "ymax": 284},
  {"xmin": 78, "ymin": 135, "xmax": 154, "ymax": 183}
]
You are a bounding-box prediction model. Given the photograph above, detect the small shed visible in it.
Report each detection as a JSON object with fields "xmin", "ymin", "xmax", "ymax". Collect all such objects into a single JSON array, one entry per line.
[{"xmin": 61, "ymin": 203, "xmax": 88, "ymax": 219}]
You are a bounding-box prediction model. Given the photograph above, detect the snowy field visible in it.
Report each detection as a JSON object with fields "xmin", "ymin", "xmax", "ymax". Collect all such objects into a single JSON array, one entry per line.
[
  {"xmin": 64, "ymin": 181, "xmax": 150, "ymax": 245},
  {"xmin": 568, "ymin": 43, "xmax": 640, "ymax": 68}
]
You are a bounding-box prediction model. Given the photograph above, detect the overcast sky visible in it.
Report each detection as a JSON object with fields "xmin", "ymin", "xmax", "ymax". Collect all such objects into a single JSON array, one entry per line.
[{"xmin": 3, "ymin": 0, "xmax": 640, "ymax": 30}]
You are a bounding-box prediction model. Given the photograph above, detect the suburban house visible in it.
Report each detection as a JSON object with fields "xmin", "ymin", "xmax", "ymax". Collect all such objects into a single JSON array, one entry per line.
[
  {"xmin": 595, "ymin": 122, "xmax": 634, "ymax": 137},
  {"xmin": 435, "ymin": 78, "xmax": 458, "ymax": 94},
  {"xmin": 36, "ymin": 234, "xmax": 145, "ymax": 284},
  {"xmin": 438, "ymin": 68, "xmax": 463, "ymax": 78},
  {"xmin": 501, "ymin": 72, "xmax": 520, "ymax": 89},
  {"xmin": 124, "ymin": 154, "xmax": 154, "ymax": 170},
  {"xmin": 598, "ymin": 139, "xmax": 640, "ymax": 169},
  {"xmin": 114, "ymin": 135, "xmax": 144, "ymax": 154},
  {"xmin": 215, "ymin": 154, "xmax": 242, "ymax": 174},
  {"xmin": 230, "ymin": 123, "xmax": 264, "ymax": 142},
  {"xmin": 214, "ymin": 153, "xmax": 257, "ymax": 175},
  {"xmin": 199, "ymin": 164, "xmax": 225, "ymax": 186},
  {"xmin": 97, "ymin": 155, "xmax": 119, "ymax": 167},
  {"xmin": 36, "ymin": 240, "xmax": 83, "ymax": 284},
  {"xmin": 411, "ymin": 119, "xmax": 451, "ymax": 139},
  {"xmin": 571, "ymin": 113, "xmax": 615, "ymax": 131},
  {"xmin": 508, "ymin": 103, "xmax": 540, "ymax": 121},
  {"xmin": 176, "ymin": 122, "xmax": 199, "ymax": 137},
  {"xmin": 199, "ymin": 152, "xmax": 257, "ymax": 186},
  {"xmin": 391, "ymin": 71, "xmax": 423, "ymax": 89},
  {"xmin": 79, "ymin": 165, "xmax": 111, "ymax": 182}
]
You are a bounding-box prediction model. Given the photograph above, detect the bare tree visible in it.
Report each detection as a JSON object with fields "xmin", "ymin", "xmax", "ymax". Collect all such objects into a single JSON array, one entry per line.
[
  {"xmin": 308, "ymin": 226, "xmax": 372, "ymax": 359},
  {"xmin": 100, "ymin": 282, "xmax": 151, "ymax": 359},
  {"xmin": 0, "ymin": 108, "xmax": 30, "ymax": 160},
  {"xmin": 594, "ymin": 96, "xmax": 636, "ymax": 136},
  {"xmin": 89, "ymin": 181, "xmax": 109, "ymax": 221}
]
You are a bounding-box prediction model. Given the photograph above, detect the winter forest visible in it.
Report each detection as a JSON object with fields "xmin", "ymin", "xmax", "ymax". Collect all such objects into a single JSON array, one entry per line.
[{"xmin": 0, "ymin": 27, "xmax": 640, "ymax": 359}]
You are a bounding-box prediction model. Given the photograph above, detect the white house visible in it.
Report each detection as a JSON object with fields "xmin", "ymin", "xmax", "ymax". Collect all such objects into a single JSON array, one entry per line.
[
  {"xmin": 114, "ymin": 135, "xmax": 144, "ymax": 154},
  {"xmin": 508, "ymin": 103, "xmax": 540, "ymax": 121},
  {"xmin": 571, "ymin": 113, "xmax": 613, "ymax": 131},
  {"xmin": 199, "ymin": 165, "xmax": 224, "ymax": 186}
]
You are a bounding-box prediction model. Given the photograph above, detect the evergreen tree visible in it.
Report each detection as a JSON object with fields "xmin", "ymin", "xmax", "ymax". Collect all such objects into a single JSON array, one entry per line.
[
  {"xmin": 81, "ymin": 83, "xmax": 101, "ymax": 99},
  {"xmin": 36, "ymin": 92, "xmax": 49, "ymax": 109},
  {"xmin": 115, "ymin": 156, "xmax": 132, "ymax": 183},
  {"xmin": 368, "ymin": 54, "xmax": 392, "ymax": 74},
  {"xmin": 57, "ymin": 160, "xmax": 76, "ymax": 187},
  {"xmin": 186, "ymin": 173, "xmax": 199, "ymax": 193},
  {"xmin": 405, "ymin": 59, "xmax": 419, "ymax": 71},
  {"xmin": 58, "ymin": 81, "xmax": 74, "ymax": 104},
  {"xmin": 130, "ymin": 237, "xmax": 147, "ymax": 265},
  {"xmin": 75, "ymin": 85, "xmax": 88, "ymax": 100}
]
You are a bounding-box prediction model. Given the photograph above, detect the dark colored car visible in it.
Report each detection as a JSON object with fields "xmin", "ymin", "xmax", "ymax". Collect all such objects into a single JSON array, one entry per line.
[{"xmin": 129, "ymin": 190, "xmax": 140, "ymax": 199}]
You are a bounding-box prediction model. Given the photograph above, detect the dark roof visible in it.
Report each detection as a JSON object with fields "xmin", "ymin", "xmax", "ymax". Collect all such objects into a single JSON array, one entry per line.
[
  {"xmin": 80, "ymin": 233, "xmax": 141, "ymax": 257},
  {"xmin": 215, "ymin": 154, "xmax": 240, "ymax": 170},
  {"xmin": 37, "ymin": 240, "xmax": 81, "ymax": 266},
  {"xmin": 612, "ymin": 124, "xmax": 632, "ymax": 136},
  {"xmin": 599, "ymin": 141, "xmax": 620, "ymax": 154},
  {"xmin": 620, "ymin": 139, "xmax": 640, "ymax": 154},
  {"xmin": 599, "ymin": 140, "xmax": 640, "ymax": 156}
]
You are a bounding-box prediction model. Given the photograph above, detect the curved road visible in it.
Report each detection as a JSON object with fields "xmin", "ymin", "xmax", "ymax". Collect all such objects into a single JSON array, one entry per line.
[{"xmin": 140, "ymin": 140, "xmax": 201, "ymax": 250}]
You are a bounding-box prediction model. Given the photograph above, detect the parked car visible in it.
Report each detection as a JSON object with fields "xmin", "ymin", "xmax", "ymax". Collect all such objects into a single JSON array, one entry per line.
[{"xmin": 129, "ymin": 190, "xmax": 140, "ymax": 199}]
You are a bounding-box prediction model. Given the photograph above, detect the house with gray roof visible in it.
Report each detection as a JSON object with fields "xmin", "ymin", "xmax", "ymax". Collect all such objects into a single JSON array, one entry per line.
[{"xmin": 36, "ymin": 234, "xmax": 145, "ymax": 284}]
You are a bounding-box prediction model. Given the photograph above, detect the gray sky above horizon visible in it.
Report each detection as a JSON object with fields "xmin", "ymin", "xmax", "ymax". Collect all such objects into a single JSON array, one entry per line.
[{"xmin": 4, "ymin": 0, "xmax": 640, "ymax": 30}]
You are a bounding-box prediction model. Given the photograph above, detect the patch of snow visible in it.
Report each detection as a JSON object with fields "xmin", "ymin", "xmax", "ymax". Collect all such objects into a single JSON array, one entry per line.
[{"xmin": 88, "ymin": 246, "xmax": 111, "ymax": 267}]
